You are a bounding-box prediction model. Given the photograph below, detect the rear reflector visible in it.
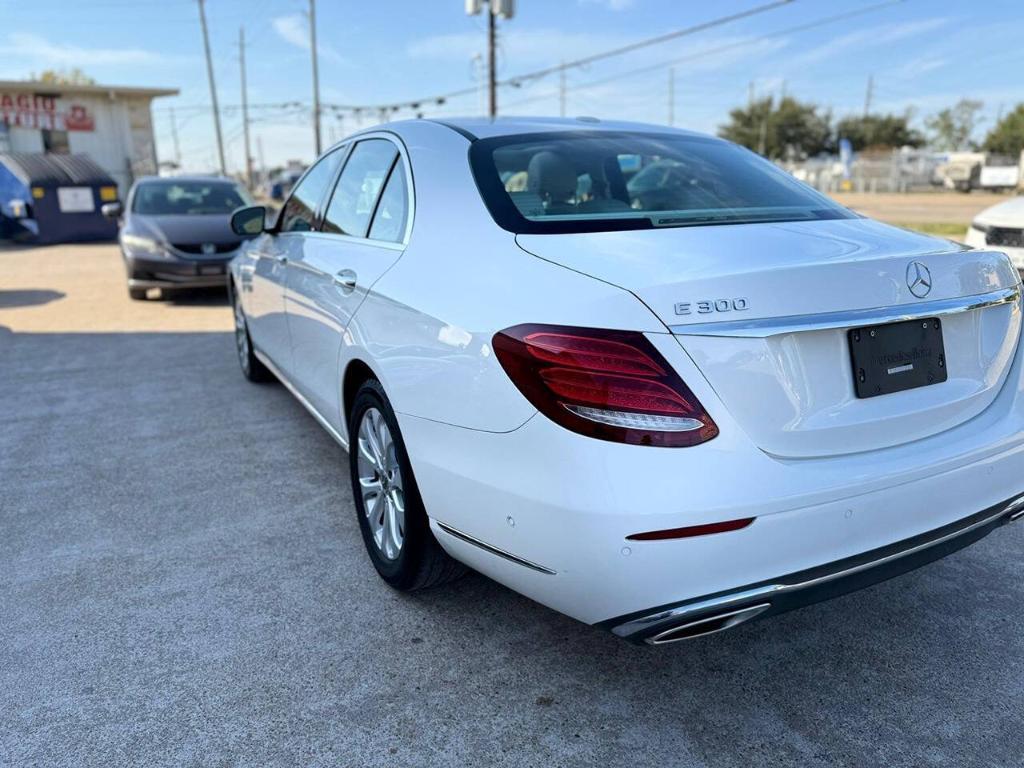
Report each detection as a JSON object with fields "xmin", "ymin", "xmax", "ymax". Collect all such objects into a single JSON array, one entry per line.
[
  {"xmin": 626, "ymin": 517, "xmax": 754, "ymax": 541},
  {"xmin": 492, "ymin": 324, "xmax": 718, "ymax": 447}
]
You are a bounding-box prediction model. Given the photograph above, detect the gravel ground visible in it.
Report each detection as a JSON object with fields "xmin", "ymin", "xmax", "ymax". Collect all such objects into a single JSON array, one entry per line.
[{"xmin": 2, "ymin": 243, "xmax": 1023, "ymax": 767}]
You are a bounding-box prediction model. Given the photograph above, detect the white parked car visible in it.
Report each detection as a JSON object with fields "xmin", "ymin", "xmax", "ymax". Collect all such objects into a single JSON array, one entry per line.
[
  {"xmin": 966, "ymin": 196, "xmax": 1024, "ymax": 270},
  {"xmin": 228, "ymin": 118, "xmax": 1024, "ymax": 644}
]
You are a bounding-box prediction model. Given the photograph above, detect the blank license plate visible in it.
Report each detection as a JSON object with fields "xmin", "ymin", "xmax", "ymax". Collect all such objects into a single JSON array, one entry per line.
[
  {"xmin": 848, "ymin": 317, "xmax": 947, "ymax": 398},
  {"xmin": 199, "ymin": 266, "xmax": 223, "ymax": 275}
]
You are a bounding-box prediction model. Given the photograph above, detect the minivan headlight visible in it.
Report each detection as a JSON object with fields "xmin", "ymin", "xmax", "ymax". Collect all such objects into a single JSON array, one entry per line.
[{"xmin": 971, "ymin": 220, "xmax": 991, "ymax": 235}]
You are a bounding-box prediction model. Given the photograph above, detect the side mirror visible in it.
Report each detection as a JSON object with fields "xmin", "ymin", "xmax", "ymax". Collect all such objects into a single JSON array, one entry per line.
[
  {"xmin": 231, "ymin": 205, "xmax": 267, "ymax": 236},
  {"xmin": 101, "ymin": 201, "xmax": 123, "ymax": 219}
]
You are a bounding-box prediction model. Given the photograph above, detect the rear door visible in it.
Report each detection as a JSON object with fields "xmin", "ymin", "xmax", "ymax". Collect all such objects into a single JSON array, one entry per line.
[
  {"xmin": 284, "ymin": 136, "xmax": 411, "ymax": 422},
  {"xmin": 248, "ymin": 148, "xmax": 344, "ymax": 374}
]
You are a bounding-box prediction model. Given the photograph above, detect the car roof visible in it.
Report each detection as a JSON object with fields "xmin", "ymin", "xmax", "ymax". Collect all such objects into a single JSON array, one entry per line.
[
  {"xmin": 424, "ymin": 116, "xmax": 711, "ymax": 141},
  {"xmin": 134, "ymin": 175, "xmax": 240, "ymax": 185},
  {"xmin": 338, "ymin": 117, "xmax": 713, "ymax": 146}
]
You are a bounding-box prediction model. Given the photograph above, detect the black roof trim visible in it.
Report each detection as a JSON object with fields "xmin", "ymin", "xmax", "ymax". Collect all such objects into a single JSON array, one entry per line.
[{"xmin": 429, "ymin": 119, "xmax": 477, "ymax": 142}]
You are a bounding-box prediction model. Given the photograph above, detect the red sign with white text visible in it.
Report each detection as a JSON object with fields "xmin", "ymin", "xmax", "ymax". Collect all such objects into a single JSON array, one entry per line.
[{"xmin": 0, "ymin": 93, "xmax": 94, "ymax": 132}]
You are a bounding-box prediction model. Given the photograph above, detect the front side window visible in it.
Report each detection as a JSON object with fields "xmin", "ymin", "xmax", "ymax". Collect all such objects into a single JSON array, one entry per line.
[
  {"xmin": 367, "ymin": 157, "xmax": 409, "ymax": 243},
  {"xmin": 469, "ymin": 131, "xmax": 855, "ymax": 234},
  {"xmin": 279, "ymin": 149, "xmax": 344, "ymax": 233},
  {"xmin": 132, "ymin": 181, "xmax": 252, "ymax": 215},
  {"xmin": 322, "ymin": 139, "xmax": 398, "ymax": 237}
]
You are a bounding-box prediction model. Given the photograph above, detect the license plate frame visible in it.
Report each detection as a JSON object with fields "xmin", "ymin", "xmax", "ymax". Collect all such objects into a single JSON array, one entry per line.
[{"xmin": 848, "ymin": 317, "xmax": 947, "ymax": 399}]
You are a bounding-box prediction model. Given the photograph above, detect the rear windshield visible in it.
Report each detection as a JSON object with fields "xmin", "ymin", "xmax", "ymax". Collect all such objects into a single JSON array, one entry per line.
[
  {"xmin": 469, "ymin": 131, "xmax": 855, "ymax": 234},
  {"xmin": 132, "ymin": 181, "xmax": 251, "ymax": 216}
]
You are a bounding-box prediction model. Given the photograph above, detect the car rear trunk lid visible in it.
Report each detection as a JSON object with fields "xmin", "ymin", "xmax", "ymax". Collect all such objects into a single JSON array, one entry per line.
[{"xmin": 516, "ymin": 218, "xmax": 1021, "ymax": 458}]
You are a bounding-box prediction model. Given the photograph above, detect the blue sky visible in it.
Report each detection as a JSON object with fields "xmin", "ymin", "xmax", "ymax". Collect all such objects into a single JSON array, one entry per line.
[{"xmin": 3, "ymin": 0, "xmax": 1022, "ymax": 172}]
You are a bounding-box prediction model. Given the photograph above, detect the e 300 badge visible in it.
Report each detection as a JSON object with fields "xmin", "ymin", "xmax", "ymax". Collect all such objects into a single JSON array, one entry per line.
[{"xmin": 674, "ymin": 298, "xmax": 749, "ymax": 316}]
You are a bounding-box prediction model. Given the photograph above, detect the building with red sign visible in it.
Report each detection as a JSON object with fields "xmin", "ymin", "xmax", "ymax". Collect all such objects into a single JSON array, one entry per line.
[{"xmin": 0, "ymin": 80, "xmax": 178, "ymax": 195}]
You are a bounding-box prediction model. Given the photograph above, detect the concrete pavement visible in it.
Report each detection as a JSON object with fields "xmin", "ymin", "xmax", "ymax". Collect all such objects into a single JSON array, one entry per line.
[{"xmin": 2, "ymin": 243, "xmax": 1022, "ymax": 767}]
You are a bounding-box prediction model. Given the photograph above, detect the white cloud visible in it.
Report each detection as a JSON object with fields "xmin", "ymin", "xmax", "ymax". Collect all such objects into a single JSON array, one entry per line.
[
  {"xmin": 784, "ymin": 17, "xmax": 950, "ymax": 69},
  {"xmin": 409, "ymin": 28, "xmax": 639, "ymax": 67},
  {"xmin": 0, "ymin": 32, "xmax": 163, "ymax": 67},
  {"xmin": 578, "ymin": 0, "xmax": 637, "ymax": 9},
  {"xmin": 272, "ymin": 14, "xmax": 344, "ymax": 63}
]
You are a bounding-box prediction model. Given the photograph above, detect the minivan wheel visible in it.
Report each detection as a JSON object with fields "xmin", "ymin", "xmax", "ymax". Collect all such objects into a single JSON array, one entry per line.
[
  {"xmin": 348, "ymin": 379, "xmax": 467, "ymax": 591},
  {"xmin": 232, "ymin": 289, "xmax": 272, "ymax": 382}
]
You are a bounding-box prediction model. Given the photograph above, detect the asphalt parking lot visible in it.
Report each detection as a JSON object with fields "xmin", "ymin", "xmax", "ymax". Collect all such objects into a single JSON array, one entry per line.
[{"xmin": 2, "ymin": 242, "xmax": 1023, "ymax": 767}]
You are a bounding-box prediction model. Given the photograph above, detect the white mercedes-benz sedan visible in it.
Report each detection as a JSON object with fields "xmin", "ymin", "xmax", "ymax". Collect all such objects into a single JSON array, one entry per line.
[{"xmin": 227, "ymin": 117, "xmax": 1024, "ymax": 644}]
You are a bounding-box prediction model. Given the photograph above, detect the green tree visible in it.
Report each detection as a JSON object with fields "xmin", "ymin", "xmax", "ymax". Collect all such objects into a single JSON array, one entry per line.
[
  {"xmin": 983, "ymin": 104, "xmax": 1024, "ymax": 157},
  {"xmin": 834, "ymin": 113, "xmax": 924, "ymax": 151},
  {"xmin": 718, "ymin": 96, "xmax": 832, "ymax": 159},
  {"xmin": 925, "ymin": 99, "xmax": 984, "ymax": 151},
  {"xmin": 31, "ymin": 68, "xmax": 96, "ymax": 86}
]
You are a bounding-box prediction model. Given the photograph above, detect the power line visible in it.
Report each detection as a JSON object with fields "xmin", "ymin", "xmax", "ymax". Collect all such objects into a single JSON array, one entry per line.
[
  {"xmin": 500, "ymin": 0, "xmax": 906, "ymax": 112},
  {"xmin": 357, "ymin": 0, "xmax": 797, "ymax": 116}
]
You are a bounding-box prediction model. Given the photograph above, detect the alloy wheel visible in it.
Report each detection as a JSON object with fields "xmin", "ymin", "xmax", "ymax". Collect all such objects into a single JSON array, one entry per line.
[
  {"xmin": 356, "ymin": 407, "xmax": 405, "ymax": 560},
  {"xmin": 233, "ymin": 297, "xmax": 251, "ymax": 375}
]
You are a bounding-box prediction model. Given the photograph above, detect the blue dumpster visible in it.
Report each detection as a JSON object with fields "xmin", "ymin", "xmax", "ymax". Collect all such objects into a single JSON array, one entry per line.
[{"xmin": 0, "ymin": 153, "xmax": 120, "ymax": 244}]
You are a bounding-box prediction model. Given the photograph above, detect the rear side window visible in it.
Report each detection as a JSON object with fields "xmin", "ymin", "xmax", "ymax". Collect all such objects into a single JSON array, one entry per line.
[
  {"xmin": 368, "ymin": 157, "xmax": 409, "ymax": 243},
  {"xmin": 279, "ymin": 148, "xmax": 343, "ymax": 233},
  {"xmin": 323, "ymin": 139, "xmax": 398, "ymax": 237},
  {"xmin": 469, "ymin": 131, "xmax": 855, "ymax": 234}
]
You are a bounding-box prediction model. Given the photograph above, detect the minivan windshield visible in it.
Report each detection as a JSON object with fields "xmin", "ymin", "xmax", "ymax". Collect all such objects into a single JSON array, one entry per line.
[
  {"xmin": 132, "ymin": 181, "xmax": 252, "ymax": 216},
  {"xmin": 469, "ymin": 131, "xmax": 855, "ymax": 234}
]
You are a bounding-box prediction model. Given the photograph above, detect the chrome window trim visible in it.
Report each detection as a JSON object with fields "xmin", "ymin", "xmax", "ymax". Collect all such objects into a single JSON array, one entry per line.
[
  {"xmin": 318, "ymin": 130, "xmax": 416, "ymax": 249},
  {"xmin": 670, "ymin": 286, "xmax": 1020, "ymax": 337}
]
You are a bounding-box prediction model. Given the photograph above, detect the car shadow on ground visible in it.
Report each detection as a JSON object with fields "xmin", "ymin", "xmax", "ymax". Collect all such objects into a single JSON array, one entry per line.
[
  {"xmin": 157, "ymin": 286, "xmax": 231, "ymax": 307},
  {"xmin": 0, "ymin": 289, "xmax": 65, "ymax": 308},
  {"xmin": 2, "ymin": 326, "xmax": 1021, "ymax": 767}
]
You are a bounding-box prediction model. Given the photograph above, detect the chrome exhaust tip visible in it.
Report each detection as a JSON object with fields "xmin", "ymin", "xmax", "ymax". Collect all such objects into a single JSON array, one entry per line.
[{"xmin": 646, "ymin": 603, "xmax": 771, "ymax": 645}]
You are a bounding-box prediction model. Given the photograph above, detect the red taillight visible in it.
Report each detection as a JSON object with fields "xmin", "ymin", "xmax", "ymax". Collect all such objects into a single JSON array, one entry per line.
[{"xmin": 492, "ymin": 324, "xmax": 718, "ymax": 447}]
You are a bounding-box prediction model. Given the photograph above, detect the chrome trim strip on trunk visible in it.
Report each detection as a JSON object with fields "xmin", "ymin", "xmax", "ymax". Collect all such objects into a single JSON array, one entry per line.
[
  {"xmin": 611, "ymin": 493, "xmax": 1024, "ymax": 640},
  {"xmin": 669, "ymin": 287, "xmax": 1020, "ymax": 338},
  {"xmin": 435, "ymin": 522, "xmax": 557, "ymax": 575}
]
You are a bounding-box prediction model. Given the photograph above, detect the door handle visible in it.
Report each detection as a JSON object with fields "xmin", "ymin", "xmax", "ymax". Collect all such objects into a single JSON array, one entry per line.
[{"xmin": 334, "ymin": 269, "xmax": 357, "ymax": 293}]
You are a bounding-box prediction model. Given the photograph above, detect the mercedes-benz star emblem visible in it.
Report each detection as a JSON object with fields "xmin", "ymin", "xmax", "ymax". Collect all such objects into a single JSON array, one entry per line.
[{"xmin": 906, "ymin": 261, "xmax": 932, "ymax": 298}]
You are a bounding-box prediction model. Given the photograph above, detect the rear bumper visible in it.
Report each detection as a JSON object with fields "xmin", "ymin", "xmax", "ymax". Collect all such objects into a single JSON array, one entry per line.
[{"xmin": 602, "ymin": 493, "xmax": 1024, "ymax": 644}]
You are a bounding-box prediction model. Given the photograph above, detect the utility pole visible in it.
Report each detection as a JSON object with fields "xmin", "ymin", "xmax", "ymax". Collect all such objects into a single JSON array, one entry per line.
[
  {"xmin": 239, "ymin": 26, "xmax": 253, "ymax": 189},
  {"xmin": 863, "ymin": 73, "xmax": 874, "ymax": 117},
  {"xmin": 748, "ymin": 80, "xmax": 754, "ymax": 108},
  {"xmin": 472, "ymin": 53, "xmax": 486, "ymax": 116},
  {"xmin": 467, "ymin": 1, "xmax": 514, "ymax": 119},
  {"xmin": 308, "ymin": 0, "xmax": 322, "ymax": 154},
  {"xmin": 559, "ymin": 62, "xmax": 566, "ymax": 118},
  {"xmin": 256, "ymin": 135, "xmax": 265, "ymax": 186},
  {"xmin": 668, "ymin": 67, "xmax": 675, "ymax": 126},
  {"xmin": 168, "ymin": 107, "xmax": 181, "ymax": 167},
  {"xmin": 197, "ymin": 0, "xmax": 226, "ymax": 175},
  {"xmin": 487, "ymin": 8, "xmax": 497, "ymax": 118}
]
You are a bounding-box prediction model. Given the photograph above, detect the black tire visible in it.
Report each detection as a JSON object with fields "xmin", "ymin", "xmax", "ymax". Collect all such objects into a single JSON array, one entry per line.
[
  {"xmin": 231, "ymin": 287, "xmax": 273, "ymax": 383},
  {"xmin": 128, "ymin": 287, "xmax": 148, "ymax": 301},
  {"xmin": 348, "ymin": 379, "xmax": 466, "ymax": 591}
]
